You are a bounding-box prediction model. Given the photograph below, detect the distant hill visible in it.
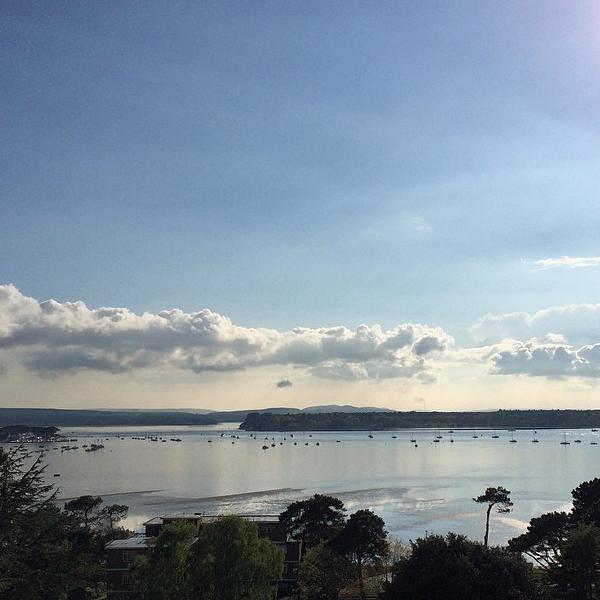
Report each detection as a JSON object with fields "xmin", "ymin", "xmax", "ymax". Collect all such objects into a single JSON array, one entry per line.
[
  {"xmin": 0, "ymin": 408, "xmax": 217, "ymax": 427},
  {"xmin": 0, "ymin": 405, "xmax": 391, "ymax": 427},
  {"xmin": 204, "ymin": 407, "xmax": 302, "ymax": 421},
  {"xmin": 301, "ymin": 404, "xmax": 392, "ymax": 414},
  {"xmin": 204, "ymin": 405, "xmax": 391, "ymax": 421}
]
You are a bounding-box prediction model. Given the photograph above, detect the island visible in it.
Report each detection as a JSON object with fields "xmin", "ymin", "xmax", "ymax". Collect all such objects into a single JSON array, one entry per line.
[{"xmin": 240, "ymin": 409, "xmax": 600, "ymax": 431}]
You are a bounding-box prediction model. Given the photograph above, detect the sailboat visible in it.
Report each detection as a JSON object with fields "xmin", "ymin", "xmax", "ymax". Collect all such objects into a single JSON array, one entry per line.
[
  {"xmin": 560, "ymin": 433, "xmax": 570, "ymax": 445},
  {"xmin": 509, "ymin": 432, "xmax": 517, "ymax": 443},
  {"xmin": 531, "ymin": 430, "xmax": 539, "ymax": 443}
]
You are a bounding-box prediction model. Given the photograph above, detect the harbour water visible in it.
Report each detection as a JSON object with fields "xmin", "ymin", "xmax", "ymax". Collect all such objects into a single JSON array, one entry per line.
[{"xmin": 8, "ymin": 424, "xmax": 600, "ymax": 545}]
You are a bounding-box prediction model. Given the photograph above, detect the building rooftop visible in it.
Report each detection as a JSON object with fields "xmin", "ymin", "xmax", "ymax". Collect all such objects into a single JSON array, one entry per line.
[
  {"xmin": 143, "ymin": 513, "xmax": 281, "ymax": 525},
  {"xmin": 105, "ymin": 534, "xmax": 150, "ymax": 550},
  {"xmin": 201, "ymin": 514, "xmax": 281, "ymax": 523}
]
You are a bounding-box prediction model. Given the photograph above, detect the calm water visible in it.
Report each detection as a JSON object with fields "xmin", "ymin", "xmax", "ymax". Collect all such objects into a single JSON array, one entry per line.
[{"xmin": 6, "ymin": 425, "xmax": 600, "ymax": 545}]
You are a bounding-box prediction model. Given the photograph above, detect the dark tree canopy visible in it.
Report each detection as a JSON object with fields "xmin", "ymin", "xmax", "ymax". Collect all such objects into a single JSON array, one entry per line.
[
  {"xmin": 508, "ymin": 511, "xmax": 571, "ymax": 570},
  {"xmin": 192, "ymin": 516, "xmax": 284, "ymax": 600},
  {"xmin": 332, "ymin": 509, "xmax": 388, "ymax": 600},
  {"xmin": 0, "ymin": 446, "xmax": 107, "ymax": 600},
  {"xmin": 0, "ymin": 445, "xmax": 56, "ymax": 528},
  {"xmin": 555, "ymin": 524, "xmax": 600, "ymax": 600},
  {"xmin": 509, "ymin": 477, "xmax": 600, "ymax": 599},
  {"xmin": 132, "ymin": 521, "xmax": 196, "ymax": 600},
  {"xmin": 383, "ymin": 533, "xmax": 538, "ymax": 600},
  {"xmin": 297, "ymin": 542, "xmax": 355, "ymax": 600},
  {"xmin": 64, "ymin": 495, "xmax": 104, "ymax": 528},
  {"xmin": 99, "ymin": 503, "xmax": 129, "ymax": 535},
  {"xmin": 571, "ymin": 479, "xmax": 600, "ymax": 527},
  {"xmin": 279, "ymin": 493, "xmax": 346, "ymax": 549}
]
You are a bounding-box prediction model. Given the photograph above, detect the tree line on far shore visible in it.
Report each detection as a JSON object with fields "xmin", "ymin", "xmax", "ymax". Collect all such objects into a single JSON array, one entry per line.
[
  {"xmin": 3, "ymin": 443, "xmax": 600, "ymax": 599},
  {"xmin": 240, "ymin": 409, "xmax": 600, "ymax": 431}
]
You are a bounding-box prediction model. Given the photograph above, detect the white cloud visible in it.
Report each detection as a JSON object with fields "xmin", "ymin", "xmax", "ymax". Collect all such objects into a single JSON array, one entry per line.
[
  {"xmin": 470, "ymin": 303, "xmax": 600, "ymax": 346},
  {"xmin": 532, "ymin": 256, "xmax": 600, "ymax": 271},
  {"xmin": 490, "ymin": 340, "xmax": 600, "ymax": 378},
  {"xmin": 0, "ymin": 284, "xmax": 452, "ymax": 381}
]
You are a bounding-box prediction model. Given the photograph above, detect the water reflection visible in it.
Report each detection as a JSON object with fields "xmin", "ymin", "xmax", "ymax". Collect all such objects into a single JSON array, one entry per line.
[{"xmin": 4, "ymin": 424, "xmax": 598, "ymax": 545}]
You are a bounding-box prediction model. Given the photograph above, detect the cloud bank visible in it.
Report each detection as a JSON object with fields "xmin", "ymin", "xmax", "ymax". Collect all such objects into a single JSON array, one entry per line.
[
  {"xmin": 0, "ymin": 285, "xmax": 452, "ymax": 381},
  {"xmin": 490, "ymin": 341, "xmax": 600, "ymax": 378}
]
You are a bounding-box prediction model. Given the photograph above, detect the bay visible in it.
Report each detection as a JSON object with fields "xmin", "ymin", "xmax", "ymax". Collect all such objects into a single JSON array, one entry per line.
[{"xmin": 8, "ymin": 425, "xmax": 599, "ymax": 546}]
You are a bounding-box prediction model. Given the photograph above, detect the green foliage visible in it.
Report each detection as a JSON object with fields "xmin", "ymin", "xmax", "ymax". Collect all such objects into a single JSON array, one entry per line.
[
  {"xmin": 473, "ymin": 486, "xmax": 513, "ymax": 547},
  {"xmin": 332, "ymin": 509, "xmax": 388, "ymax": 600},
  {"xmin": 98, "ymin": 503, "xmax": 128, "ymax": 535},
  {"xmin": 551, "ymin": 524, "xmax": 600, "ymax": 600},
  {"xmin": 571, "ymin": 479, "xmax": 600, "ymax": 527},
  {"xmin": 297, "ymin": 542, "xmax": 355, "ymax": 600},
  {"xmin": 191, "ymin": 516, "xmax": 283, "ymax": 600},
  {"xmin": 0, "ymin": 446, "xmax": 107, "ymax": 600},
  {"xmin": 64, "ymin": 495, "xmax": 103, "ymax": 528},
  {"xmin": 132, "ymin": 521, "xmax": 196, "ymax": 600},
  {"xmin": 509, "ymin": 512, "xmax": 571, "ymax": 571},
  {"xmin": 509, "ymin": 478, "xmax": 600, "ymax": 598},
  {"xmin": 383, "ymin": 533, "xmax": 538, "ymax": 600},
  {"xmin": 279, "ymin": 494, "xmax": 346, "ymax": 549}
]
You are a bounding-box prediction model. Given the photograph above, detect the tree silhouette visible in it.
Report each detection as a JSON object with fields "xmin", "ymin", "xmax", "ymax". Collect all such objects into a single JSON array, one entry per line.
[
  {"xmin": 473, "ymin": 486, "xmax": 513, "ymax": 547},
  {"xmin": 279, "ymin": 494, "xmax": 346, "ymax": 550},
  {"xmin": 383, "ymin": 533, "xmax": 537, "ymax": 600},
  {"xmin": 297, "ymin": 542, "xmax": 355, "ymax": 600},
  {"xmin": 99, "ymin": 503, "xmax": 129, "ymax": 536},
  {"xmin": 557, "ymin": 524, "xmax": 600, "ymax": 600},
  {"xmin": 64, "ymin": 495, "xmax": 103, "ymax": 528},
  {"xmin": 0, "ymin": 447, "xmax": 105, "ymax": 599},
  {"xmin": 508, "ymin": 511, "xmax": 570, "ymax": 571},
  {"xmin": 332, "ymin": 509, "xmax": 388, "ymax": 600},
  {"xmin": 572, "ymin": 478, "xmax": 600, "ymax": 526}
]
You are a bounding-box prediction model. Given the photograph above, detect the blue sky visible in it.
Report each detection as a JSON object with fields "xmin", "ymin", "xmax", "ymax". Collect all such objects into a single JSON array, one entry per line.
[{"xmin": 1, "ymin": 2, "xmax": 600, "ymax": 409}]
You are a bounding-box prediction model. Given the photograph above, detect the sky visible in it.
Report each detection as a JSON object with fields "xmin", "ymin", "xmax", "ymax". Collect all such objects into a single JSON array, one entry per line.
[{"xmin": 1, "ymin": 1, "xmax": 600, "ymax": 410}]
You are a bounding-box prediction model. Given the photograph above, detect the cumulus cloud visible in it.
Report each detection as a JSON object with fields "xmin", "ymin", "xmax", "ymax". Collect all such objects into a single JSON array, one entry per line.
[
  {"xmin": 276, "ymin": 379, "xmax": 293, "ymax": 388},
  {"xmin": 532, "ymin": 256, "xmax": 600, "ymax": 271},
  {"xmin": 470, "ymin": 303, "xmax": 600, "ymax": 346},
  {"xmin": 0, "ymin": 284, "xmax": 453, "ymax": 381},
  {"xmin": 490, "ymin": 340, "xmax": 600, "ymax": 378}
]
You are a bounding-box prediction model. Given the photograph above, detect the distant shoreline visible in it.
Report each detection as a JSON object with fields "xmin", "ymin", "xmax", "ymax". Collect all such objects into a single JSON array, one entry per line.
[
  {"xmin": 240, "ymin": 409, "xmax": 600, "ymax": 431},
  {"xmin": 3, "ymin": 407, "xmax": 600, "ymax": 431}
]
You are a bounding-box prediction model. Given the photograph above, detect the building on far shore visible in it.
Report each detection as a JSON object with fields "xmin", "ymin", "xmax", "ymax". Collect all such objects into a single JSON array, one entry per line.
[{"xmin": 105, "ymin": 513, "xmax": 302, "ymax": 600}]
